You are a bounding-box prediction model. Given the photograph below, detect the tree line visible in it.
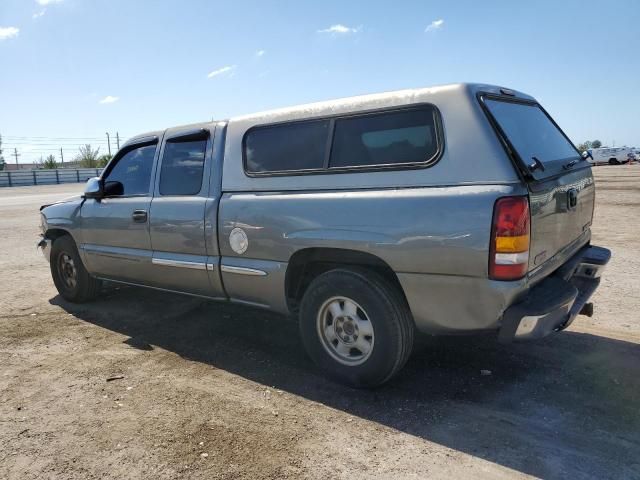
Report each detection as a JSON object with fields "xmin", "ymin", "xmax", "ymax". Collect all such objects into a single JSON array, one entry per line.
[
  {"xmin": 37, "ymin": 145, "xmax": 112, "ymax": 169},
  {"xmin": 575, "ymin": 139, "xmax": 602, "ymax": 153}
]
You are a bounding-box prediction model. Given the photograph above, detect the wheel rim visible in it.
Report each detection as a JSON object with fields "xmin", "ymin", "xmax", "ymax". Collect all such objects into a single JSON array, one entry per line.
[
  {"xmin": 316, "ymin": 296, "xmax": 375, "ymax": 366},
  {"xmin": 58, "ymin": 252, "xmax": 77, "ymax": 289}
]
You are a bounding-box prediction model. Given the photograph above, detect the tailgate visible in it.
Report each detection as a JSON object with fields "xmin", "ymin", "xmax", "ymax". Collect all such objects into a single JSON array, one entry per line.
[{"xmin": 528, "ymin": 168, "xmax": 594, "ymax": 270}]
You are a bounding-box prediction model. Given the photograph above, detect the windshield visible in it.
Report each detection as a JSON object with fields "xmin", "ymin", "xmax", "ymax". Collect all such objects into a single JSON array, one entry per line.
[{"xmin": 484, "ymin": 99, "xmax": 579, "ymax": 166}]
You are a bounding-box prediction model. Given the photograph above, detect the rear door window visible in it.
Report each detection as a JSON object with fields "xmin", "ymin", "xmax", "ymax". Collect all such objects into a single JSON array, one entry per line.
[
  {"xmin": 329, "ymin": 108, "xmax": 439, "ymax": 168},
  {"xmin": 159, "ymin": 138, "xmax": 207, "ymax": 195},
  {"xmin": 483, "ymin": 99, "xmax": 580, "ymax": 172}
]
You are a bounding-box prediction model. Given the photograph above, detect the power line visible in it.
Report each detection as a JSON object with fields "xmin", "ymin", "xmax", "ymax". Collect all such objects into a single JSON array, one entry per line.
[
  {"xmin": 3, "ymin": 139, "xmax": 124, "ymax": 143},
  {"xmin": 5, "ymin": 143, "xmax": 111, "ymax": 146},
  {"xmin": 4, "ymin": 133, "xmax": 131, "ymax": 163},
  {"xmin": 3, "ymin": 133, "xmax": 132, "ymax": 137},
  {"xmin": 2, "ymin": 135, "xmax": 120, "ymax": 140},
  {"xmin": 4, "ymin": 142, "xmax": 107, "ymax": 146}
]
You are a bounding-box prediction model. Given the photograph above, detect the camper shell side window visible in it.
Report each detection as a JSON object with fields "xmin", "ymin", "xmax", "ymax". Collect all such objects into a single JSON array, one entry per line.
[{"xmin": 242, "ymin": 105, "xmax": 443, "ymax": 176}]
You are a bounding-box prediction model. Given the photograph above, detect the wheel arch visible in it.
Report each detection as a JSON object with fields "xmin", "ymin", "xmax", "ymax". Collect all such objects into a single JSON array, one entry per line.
[
  {"xmin": 45, "ymin": 227, "xmax": 74, "ymax": 242},
  {"xmin": 285, "ymin": 247, "xmax": 407, "ymax": 314}
]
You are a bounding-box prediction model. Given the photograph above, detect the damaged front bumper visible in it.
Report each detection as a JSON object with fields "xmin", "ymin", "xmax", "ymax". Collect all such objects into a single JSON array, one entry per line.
[
  {"xmin": 498, "ymin": 245, "xmax": 611, "ymax": 343},
  {"xmin": 37, "ymin": 236, "xmax": 52, "ymax": 263}
]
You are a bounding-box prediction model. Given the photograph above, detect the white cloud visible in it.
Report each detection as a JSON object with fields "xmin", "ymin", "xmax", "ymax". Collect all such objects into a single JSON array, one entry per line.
[
  {"xmin": 255, "ymin": 49, "xmax": 266, "ymax": 57},
  {"xmin": 36, "ymin": 0, "xmax": 63, "ymax": 5},
  {"xmin": 207, "ymin": 65, "xmax": 236, "ymax": 78},
  {"xmin": 317, "ymin": 24, "xmax": 361, "ymax": 35},
  {"xmin": 99, "ymin": 96, "xmax": 119, "ymax": 104},
  {"xmin": 425, "ymin": 19, "xmax": 444, "ymax": 33},
  {"xmin": 0, "ymin": 27, "xmax": 19, "ymax": 40},
  {"xmin": 33, "ymin": 9, "xmax": 46, "ymax": 19}
]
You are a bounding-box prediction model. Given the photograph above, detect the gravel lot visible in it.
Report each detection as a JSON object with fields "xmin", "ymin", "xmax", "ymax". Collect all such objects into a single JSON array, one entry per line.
[{"xmin": 1, "ymin": 167, "xmax": 639, "ymax": 479}]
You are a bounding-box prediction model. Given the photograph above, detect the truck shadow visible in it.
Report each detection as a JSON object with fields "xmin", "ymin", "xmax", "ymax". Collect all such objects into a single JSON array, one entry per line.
[{"xmin": 51, "ymin": 286, "xmax": 640, "ymax": 479}]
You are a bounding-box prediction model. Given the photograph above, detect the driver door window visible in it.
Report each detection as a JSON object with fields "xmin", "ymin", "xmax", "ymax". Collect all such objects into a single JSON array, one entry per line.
[{"xmin": 104, "ymin": 144, "xmax": 156, "ymax": 196}]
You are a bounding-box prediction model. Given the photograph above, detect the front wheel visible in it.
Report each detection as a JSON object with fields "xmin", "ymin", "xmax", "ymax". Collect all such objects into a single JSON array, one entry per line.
[
  {"xmin": 50, "ymin": 235, "xmax": 101, "ymax": 303},
  {"xmin": 299, "ymin": 268, "xmax": 414, "ymax": 388}
]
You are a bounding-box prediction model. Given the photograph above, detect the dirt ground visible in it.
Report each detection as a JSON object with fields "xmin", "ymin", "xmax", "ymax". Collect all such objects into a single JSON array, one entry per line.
[{"xmin": 1, "ymin": 167, "xmax": 639, "ymax": 480}]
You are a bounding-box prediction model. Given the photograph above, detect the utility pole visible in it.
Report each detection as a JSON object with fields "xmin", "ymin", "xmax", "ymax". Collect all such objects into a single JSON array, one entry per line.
[
  {"xmin": 60, "ymin": 147, "xmax": 64, "ymax": 165},
  {"xmin": 116, "ymin": 132, "xmax": 120, "ymax": 150},
  {"xmin": 106, "ymin": 132, "xmax": 111, "ymax": 155},
  {"xmin": 12, "ymin": 148, "xmax": 20, "ymax": 168}
]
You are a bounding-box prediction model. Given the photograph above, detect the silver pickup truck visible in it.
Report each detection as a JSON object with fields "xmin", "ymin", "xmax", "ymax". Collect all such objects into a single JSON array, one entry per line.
[{"xmin": 38, "ymin": 83, "xmax": 611, "ymax": 387}]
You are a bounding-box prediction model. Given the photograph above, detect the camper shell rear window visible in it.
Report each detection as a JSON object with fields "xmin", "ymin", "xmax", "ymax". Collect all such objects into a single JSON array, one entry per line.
[{"xmin": 479, "ymin": 94, "xmax": 585, "ymax": 179}]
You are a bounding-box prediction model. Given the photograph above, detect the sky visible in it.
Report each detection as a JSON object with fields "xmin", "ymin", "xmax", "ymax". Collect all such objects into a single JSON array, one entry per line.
[{"xmin": 1, "ymin": 0, "xmax": 639, "ymax": 164}]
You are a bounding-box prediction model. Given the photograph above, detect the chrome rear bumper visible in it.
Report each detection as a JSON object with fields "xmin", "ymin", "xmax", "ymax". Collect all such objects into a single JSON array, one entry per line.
[{"xmin": 499, "ymin": 245, "xmax": 611, "ymax": 342}]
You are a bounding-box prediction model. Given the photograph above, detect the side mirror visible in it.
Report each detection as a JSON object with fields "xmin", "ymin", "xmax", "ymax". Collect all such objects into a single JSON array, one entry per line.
[
  {"xmin": 582, "ymin": 151, "xmax": 593, "ymax": 161},
  {"xmin": 103, "ymin": 180, "xmax": 124, "ymax": 196},
  {"xmin": 83, "ymin": 177, "xmax": 103, "ymax": 199}
]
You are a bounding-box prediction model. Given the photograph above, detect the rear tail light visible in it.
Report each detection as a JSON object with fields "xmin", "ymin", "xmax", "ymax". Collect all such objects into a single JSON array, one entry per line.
[{"xmin": 489, "ymin": 196, "xmax": 530, "ymax": 280}]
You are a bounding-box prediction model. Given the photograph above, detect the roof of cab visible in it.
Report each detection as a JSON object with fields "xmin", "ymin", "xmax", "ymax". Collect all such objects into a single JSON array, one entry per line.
[
  {"xmin": 121, "ymin": 121, "xmax": 215, "ymax": 149},
  {"xmin": 120, "ymin": 129, "xmax": 165, "ymax": 149}
]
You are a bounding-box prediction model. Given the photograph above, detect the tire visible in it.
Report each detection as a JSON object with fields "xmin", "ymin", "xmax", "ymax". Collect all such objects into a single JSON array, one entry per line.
[
  {"xmin": 299, "ymin": 267, "xmax": 414, "ymax": 388},
  {"xmin": 609, "ymin": 158, "xmax": 620, "ymax": 165},
  {"xmin": 50, "ymin": 235, "xmax": 101, "ymax": 303}
]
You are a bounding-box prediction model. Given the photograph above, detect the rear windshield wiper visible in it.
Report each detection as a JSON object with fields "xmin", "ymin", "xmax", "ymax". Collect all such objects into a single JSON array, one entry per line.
[
  {"xmin": 563, "ymin": 158, "xmax": 579, "ymax": 170},
  {"xmin": 528, "ymin": 156, "xmax": 545, "ymax": 172}
]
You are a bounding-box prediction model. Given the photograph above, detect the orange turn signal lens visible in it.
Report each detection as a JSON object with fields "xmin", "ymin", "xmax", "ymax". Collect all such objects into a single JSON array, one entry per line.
[{"xmin": 495, "ymin": 235, "xmax": 529, "ymax": 253}]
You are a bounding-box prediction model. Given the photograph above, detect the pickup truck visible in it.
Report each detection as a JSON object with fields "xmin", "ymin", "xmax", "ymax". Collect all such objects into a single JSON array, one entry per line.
[{"xmin": 38, "ymin": 83, "xmax": 611, "ymax": 387}]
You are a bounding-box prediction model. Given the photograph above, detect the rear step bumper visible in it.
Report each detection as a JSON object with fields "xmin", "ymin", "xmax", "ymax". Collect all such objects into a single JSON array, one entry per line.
[{"xmin": 498, "ymin": 245, "xmax": 611, "ymax": 343}]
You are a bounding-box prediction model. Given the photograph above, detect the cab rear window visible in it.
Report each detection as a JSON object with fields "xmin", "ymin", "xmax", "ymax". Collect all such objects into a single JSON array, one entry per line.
[{"xmin": 484, "ymin": 99, "xmax": 579, "ymax": 167}]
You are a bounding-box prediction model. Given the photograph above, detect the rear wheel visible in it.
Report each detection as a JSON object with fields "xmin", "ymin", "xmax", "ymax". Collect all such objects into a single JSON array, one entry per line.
[
  {"xmin": 299, "ymin": 268, "xmax": 414, "ymax": 388},
  {"xmin": 609, "ymin": 158, "xmax": 620, "ymax": 165},
  {"xmin": 50, "ymin": 235, "xmax": 101, "ymax": 303}
]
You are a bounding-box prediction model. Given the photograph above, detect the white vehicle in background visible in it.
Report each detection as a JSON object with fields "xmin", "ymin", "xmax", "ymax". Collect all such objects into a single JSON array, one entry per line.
[{"xmin": 584, "ymin": 147, "xmax": 633, "ymax": 165}]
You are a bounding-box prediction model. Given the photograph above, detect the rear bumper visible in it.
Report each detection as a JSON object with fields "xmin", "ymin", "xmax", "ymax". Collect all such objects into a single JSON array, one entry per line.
[
  {"xmin": 37, "ymin": 236, "xmax": 52, "ymax": 263},
  {"xmin": 498, "ymin": 245, "xmax": 611, "ymax": 342}
]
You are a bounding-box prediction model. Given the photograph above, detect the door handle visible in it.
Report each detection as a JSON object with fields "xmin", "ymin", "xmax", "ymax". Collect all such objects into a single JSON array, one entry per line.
[{"xmin": 132, "ymin": 209, "xmax": 148, "ymax": 223}]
